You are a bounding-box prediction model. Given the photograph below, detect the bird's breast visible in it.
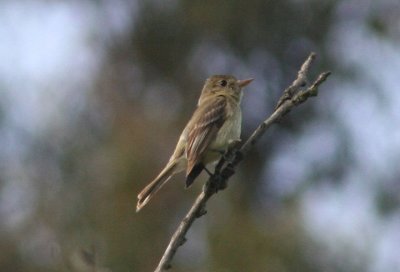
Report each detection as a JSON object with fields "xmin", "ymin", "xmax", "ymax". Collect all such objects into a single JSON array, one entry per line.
[{"xmin": 211, "ymin": 105, "xmax": 242, "ymax": 150}]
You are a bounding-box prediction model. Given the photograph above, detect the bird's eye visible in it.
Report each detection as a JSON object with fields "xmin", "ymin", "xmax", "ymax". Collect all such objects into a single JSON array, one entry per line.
[{"xmin": 220, "ymin": 80, "xmax": 227, "ymax": 87}]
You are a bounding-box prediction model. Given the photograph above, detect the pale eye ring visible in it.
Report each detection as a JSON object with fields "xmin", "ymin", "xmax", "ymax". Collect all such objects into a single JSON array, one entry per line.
[{"xmin": 220, "ymin": 80, "xmax": 227, "ymax": 87}]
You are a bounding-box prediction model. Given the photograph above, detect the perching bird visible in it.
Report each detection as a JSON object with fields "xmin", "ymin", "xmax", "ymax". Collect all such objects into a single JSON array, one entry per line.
[{"xmin": 136, "ymin": 75, "xmax": 253, "ymax": 211}]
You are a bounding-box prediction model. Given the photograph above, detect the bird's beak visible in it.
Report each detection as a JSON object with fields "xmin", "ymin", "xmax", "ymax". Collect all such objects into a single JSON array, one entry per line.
[{"xmin": 237, "ymin": 78, "xmax": 254, "ymax": 88}]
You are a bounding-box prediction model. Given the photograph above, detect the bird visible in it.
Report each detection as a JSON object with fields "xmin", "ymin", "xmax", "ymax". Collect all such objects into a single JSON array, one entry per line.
[{"xmin": 136, "ymin": 75, "xmax": 253, "ymax": 212}]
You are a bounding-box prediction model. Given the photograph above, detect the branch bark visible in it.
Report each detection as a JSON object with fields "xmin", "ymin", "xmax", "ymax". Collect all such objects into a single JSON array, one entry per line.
[{"xmin": 154, "ymin": 52, "xmax": 331, "ymax": 272}]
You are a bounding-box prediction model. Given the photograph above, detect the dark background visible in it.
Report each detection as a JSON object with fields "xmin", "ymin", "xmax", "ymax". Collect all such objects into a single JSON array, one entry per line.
[{"xmin": 1, "ymin": 0, "xmax": 399, "ymax": 271}]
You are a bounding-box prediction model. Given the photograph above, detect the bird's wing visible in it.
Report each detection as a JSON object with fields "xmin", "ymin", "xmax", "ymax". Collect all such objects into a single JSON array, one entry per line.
[{"xmin": 186, "ymin": 96, "xmax": 227, "ymax": 175}]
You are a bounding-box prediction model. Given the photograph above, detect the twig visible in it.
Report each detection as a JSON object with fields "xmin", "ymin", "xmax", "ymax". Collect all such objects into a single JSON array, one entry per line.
[{"xmin": 154, "ymin": 52, "xmax": 331, "ymax": 272}]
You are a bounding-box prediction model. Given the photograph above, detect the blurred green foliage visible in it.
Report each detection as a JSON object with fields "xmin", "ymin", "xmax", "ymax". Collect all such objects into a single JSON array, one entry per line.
[{"xmin": 1, "ymin": 0, "xmax": 399, "ymax": 271}]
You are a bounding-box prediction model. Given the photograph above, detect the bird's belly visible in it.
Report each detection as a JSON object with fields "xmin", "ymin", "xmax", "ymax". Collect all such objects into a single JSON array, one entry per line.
[
  {"xmin": 210, "ymin": 110, "xmax": 242, "ymax": 151},
  {"xmin": 203, "ymin": 113, "xmax": 241, "ymax": 165}
]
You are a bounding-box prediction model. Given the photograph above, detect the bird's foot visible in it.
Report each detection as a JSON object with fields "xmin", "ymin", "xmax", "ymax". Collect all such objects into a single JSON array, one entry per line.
[{"xmin": 227, "ymin": 139, "xmax": 242, "ymax": 150}]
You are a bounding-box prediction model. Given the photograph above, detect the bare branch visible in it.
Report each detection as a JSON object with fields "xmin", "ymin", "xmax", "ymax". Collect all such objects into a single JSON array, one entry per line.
[
  {"xmin": 274, "ymin": 52, "xmax": 316, "ymax": 109},
  {"xmin": 154, "ymin": 52, "xmax": 331, "ymax": 272}
]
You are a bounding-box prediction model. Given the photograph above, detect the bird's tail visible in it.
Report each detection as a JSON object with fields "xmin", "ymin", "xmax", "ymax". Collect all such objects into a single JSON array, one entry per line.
[{"xmin": 136, "ymin": 161, "xmax": 176, "ymax": 212}]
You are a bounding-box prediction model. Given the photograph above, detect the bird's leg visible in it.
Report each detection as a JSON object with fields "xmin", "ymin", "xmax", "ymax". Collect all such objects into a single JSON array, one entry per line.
[
  {"xmin": 215, "ymin": 162, "xmax": 237, "ymax": 191},
  {"xmin": 203, "ymin": 167, "xmax": 213, "ymax": 176},
  {"xmin": 207, "ymin": 139, "xmax": 242, "ymax": 191},
  {"xmin": 214, "ymin": 140, "xmax": 241, "ymax": 190},
  {"xmin": 227, "ymin": 138, "xmax": 242, "ymax": 151},
  {"xmin": 203, "ymin": 165, "xmax": 227, "ymax": 193}
]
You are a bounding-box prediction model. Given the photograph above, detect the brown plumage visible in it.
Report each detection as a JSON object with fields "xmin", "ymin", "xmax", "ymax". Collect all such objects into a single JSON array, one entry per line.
[
  {"xmin": 136, "ymin": 75, "xmax": 253, "ymax": 212},
  {"xmin": 186, "ymin": 96, "xmax": 227, "ymax": 175}
]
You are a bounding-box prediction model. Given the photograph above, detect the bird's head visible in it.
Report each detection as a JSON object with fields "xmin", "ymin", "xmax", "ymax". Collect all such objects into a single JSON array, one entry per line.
[{"xmin": 198, "ymin": 75, "xmax": 253, "ymax": 105}]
